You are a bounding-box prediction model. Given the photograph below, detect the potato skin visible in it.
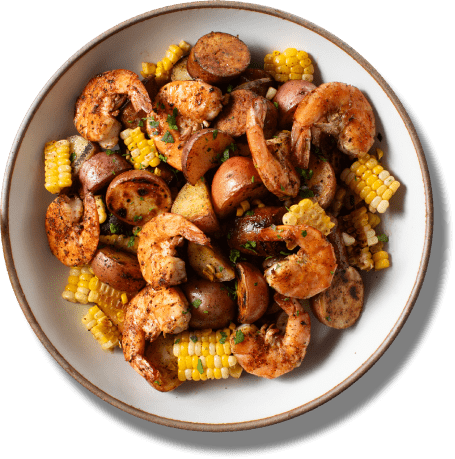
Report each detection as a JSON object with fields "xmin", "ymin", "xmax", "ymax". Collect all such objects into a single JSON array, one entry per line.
[
  {"xmin": 171, "ymin": 56, "xmax": 193, "ymax": 81},
  {"xmin": 181, "ymin": 279, "xmax": 236, "ymax": 329},
  {"xmin": 236, "ymin": 262, "xmax": 269, "ymax": 324},
  {"xmin": 307, "ymin": 154, "xmax": 337, "ymax": 209},
  {"xmin": 187, "ymin": 32, "xmax": 251, "ymax": 84},
  {"xmin": 90, "ymin": 246, "xmax": 145, "ymax": 293},
  {"xmin": 105, "ymin": 170, "xmax": 172, "ymax": 225},
  {"xmin": 79, "ymin": 151, "xmax": 132, "ymax": 195},
  {"xmin": 310, "ymin": 266, "xmax": 364, "ymax": 329},
  {"xmin": 211, "ymin": 156, "xmax": 268, "ymax": 219}
]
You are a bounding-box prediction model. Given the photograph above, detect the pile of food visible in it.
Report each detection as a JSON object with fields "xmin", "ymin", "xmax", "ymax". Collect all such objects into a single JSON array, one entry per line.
[{"xmin": 44, "ymin": 32, "xmax": 400, "ymax": 392}]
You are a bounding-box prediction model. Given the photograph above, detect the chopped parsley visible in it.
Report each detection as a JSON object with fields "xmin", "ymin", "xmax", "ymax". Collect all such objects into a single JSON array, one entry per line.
[
  {"xmin": 229, "ymin": 249, "xmax": 241, "ymax": 264},
  {"xmin": 174, "ymin": 338, "xmax": 180, "ymax": 344},
  {"xmin": 251, "ymin": 176, "xmax": 255, "ymax": 183},
  {"xmin": 280, "ymin": 185, "xmax": 285, "ymax": 191},
  {"xmin": 212, "ymin": 129, "xmax": 218, "ymax": 139},
  {"xmin": 219, "ymin": 266, "xmax": 224, "ymax": 272},
  {"xmin": 377, "ymin": 234, "xmax": 389, "ymax": 242},
  {"xmin": 227, "ymin": 84, "xmax": 233, "ymax": 93},
  {"xmin": 234, "ymin": 329, "xmax": 245, "ymax": 344},
  {"xmin": 241, "ymin": 240, "xmax": 257, "ymax": 253},
  {"xmin": 69, "ymin": 153, "xmax": 76, "ymax": 162},
  {"xmin": 280, "ymin": 251, "xmax": 292, "ymax": 256},
  {"xmin": 244, "ymin": 210, "xmax": 254, "ymax": 216},
  {"xmin": 158, "ymin": 154, "xmax": 167, "ymax": 163},
  {"xmin": 219, "ymin": 331, "xmax": 228, "ymax": 344},
  {"xmin": 192, "ymin": 299, "xmax": 202, "ymax": 309},
  {"xmin": 254, "ymin": 282, "xmax": 258, "ymax": 286},
  {"xmin": 190, "ymin": 335, "xmax": 198, "ymax": 343},
  {"xmin": 133, "ymin": 215, "xmax": 143, "ymax": 222},
  {"xmin": 149, "ymin": 117, "xmax": 159, "ymax": 129},
  {"xmin": 161, "ymin": 130, "xmax": 174, "ymax": 143},
  {"xmin": 197, "ymin": 358, "xmax": 204, "ymax": 374},
  {"xmin": 127, "ymin": 236, "xmax": 136, "ymax": 248},
  {"xmin": 166, "ymin": 108, "xmax": 178, "ymax": 130},
  {"xmin": 138, "ymin": 119, "xmax": 144, "ymax": 127},
  {"xmin": 110, "ymin": 223, "xmax": 120, "ymax": 234},
  {"xmin": 301, "ymin": 230, "xmax": 307, "ymax": 237},
  {"xmin": 105, "ymin": 149, "xmax": 114, "ymax": 155},
  {"xmin": 326, "ymin": 316, "xmax": 332, "ymax": 322},
  {"xmin": 299, "ymin": 189, "xmax": 315, "ymax": 199},
  {"xmin": 296, "ymin": 168, "xmax": 313, "ymax": 181},
  {"xmin": 273, "ymin": 101, "xmax": 279, "ymax": 109}
]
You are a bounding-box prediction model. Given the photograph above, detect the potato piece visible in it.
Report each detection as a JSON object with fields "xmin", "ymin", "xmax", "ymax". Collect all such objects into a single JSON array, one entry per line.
[
  {"xmin": 310, "ymin": 266, "xmax": 364, "ymax": 329},
  {"xmin": 187, "ymin": 242, "xmax": 235, "ymax": 282},
  {"xmin": 171, "ymin": 178, "xmax": 220, "ymax": 234},
  {"xmin": 181, "ymin": 278, "xmax": 236, "ymax": 329},
  {"xmin": 67, "ymin": 135, "xmax": 99, "ymax": 178},
  {"xmin": 90, "ymin": 246, "xmax": 145, "ymax": 293},
  {"xmin": 171, "ymin": 56, "xmax": 193, "ymax": 81},
  {"xmin": 211, "ymin": 156, "xmax": 268, "ymax": 219},
  {"xmin": 236, "ymin": 68, "xmax": 275, "ymax": 85},
  {"xmin": 272, "ymin": 80, "xmax": 316, "ymax": 129},
  {"xmin": 105, "ymin": 170, "xmax": 172, "ymax": 225},
  {"xmin": 181, "ymin": 128, "xmax": 234, "ymax": 185},
  {"xmin": 236, "ymin": 262, "xmax": 269, "ymax": 324},
  {"xmin": 307, "ymin": 153, "xmax": 337, "ymax": 209},
  {"xmin": 233, "ymin": 78, "xmax": 274, "ymax": 98}
]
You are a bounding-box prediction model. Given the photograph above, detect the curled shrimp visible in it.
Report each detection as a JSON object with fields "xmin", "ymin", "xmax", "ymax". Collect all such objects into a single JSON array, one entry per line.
[
  {"xmin": 291, "ymin": 82, "xmax": 375, "ymax": 169},
  {"xmin": 122, "ymin": 285, "xmax": 188, "ymax": 392},
  {"xmin": 137, "ymin": 213, "xmax": 211, "ymax": 289},
  {"xmin": 145, "ymin": 81, "xmax": 223, "ymax": 170},
  {"xmin": 246, "ymin": 98, "xmax": 300, "ymax": 199},
  {"xmin": 257, "ymin": 224, "xmax": 337, "ymax": 299},
  {"xmin": 45, "ymin": 194, "xmax": 99, "ymax": 267},
  {"xmin": 231, "ymin": 293, "xmax": 311, "ymax": 379},
  {"xmin": 74, "ymin": 69, "xmax": 153, "ymax": 148}
]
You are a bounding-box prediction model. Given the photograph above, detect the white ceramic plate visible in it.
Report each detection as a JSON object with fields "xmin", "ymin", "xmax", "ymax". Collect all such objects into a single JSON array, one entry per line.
[{"xmin": 1, "ymin": 1, "xmax": 432, "ymax": 431}]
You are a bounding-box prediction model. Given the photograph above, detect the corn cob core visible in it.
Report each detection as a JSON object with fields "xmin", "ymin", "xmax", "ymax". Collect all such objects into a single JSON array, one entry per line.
[
  {"xmin": 99, "ymin": 234, "xmax": 139, "ymax": 253},
  {"xmin": 120, "ymin": 127, "xmax": 160, "ymax": 170},
  {"xmin": 44, "ymin": 140, "xmax": 72, "ymax": 194},
  {"xmin": 62, "ymin": 266, "xmax": 94, "ymax": 304},
  {"xmin": 82, "ymin": 305, "xmax": 121, "ymax": 351},
  {"xmin": 173, "ymin": 327, "xmax": 243, "ymax": 381},
  {"xmin": 282, "ymin": 199, "xmax": 335, "ymax": 235},
  {"xmin": 340, "ymin": 153, "xmax": 400, "ymax": 213},
  {"xmin": 264, "ymin": 48, "xmax": 314, "ymax": 83}
]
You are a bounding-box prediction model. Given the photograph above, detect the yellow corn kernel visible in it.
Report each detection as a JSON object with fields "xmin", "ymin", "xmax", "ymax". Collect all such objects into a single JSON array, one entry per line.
[
  {"xmin": 178, "ymin": 40, "xmax": 191, "ymax": 54},
  {"xmin": 141, "ymin": 62, "xmax": 157, "ymax": 78},
  {"xmin": 44, "ymin": 139, "xmax": 72, "ymax": 194},
  {"xmin": 283, "ymin": 199, "xmax": 334, "ymax": 235},
  {"xmin": 285, "ymin": 56, "xmax": 299, "ymax": 67},
  {"xmin": 82, "ymin": 306, "xmax": 120, "ymax": 351},
  {"xmin": 283, "ymin": 47, "xmax": 298, "ymax": 57},
  {"xmin": 375, "ymin": 258, "xmax": 390, "ymax": 270}
]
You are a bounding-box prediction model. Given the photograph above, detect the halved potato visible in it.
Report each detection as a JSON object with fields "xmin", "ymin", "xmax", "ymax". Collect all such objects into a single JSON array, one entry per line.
[
  {"xmin": 307, "ymin": 153, "xmax": 337, "ymax": 209},
  {"xmin": 171, "ymin": 178, "xmax": 220, "ymax": 234},
  {"xmin": 236, "ymin": 261, "xmax": 269, "ymax": 324},
  {"xmin": 67, "ymin": 135, "xmax": 99, "ymax": 178},
  {"xmin": 211, "ymin": 156, "xmax": 268, "ymax": 219},
  {"xmin": 105, "ymin": 170, "xmax": 172, "ymax": 225},
  {"xmin": 171, "ymin": 55, "xmax": 193, "ymax": 81},
  {"xmin": 187, "ymin": 242, "xmax": 235, "ymax": 282},
  {"xmin": 90, "ymin": 246, "xmax": 145, "ymax": 293},
  {"xmin": 181, "ymin": 128, "xmax": 234, "ymax": 185}
]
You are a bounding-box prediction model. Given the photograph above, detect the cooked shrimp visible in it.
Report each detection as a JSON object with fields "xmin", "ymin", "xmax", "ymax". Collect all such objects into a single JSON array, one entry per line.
[
  {"xmin": 291, "ymin": 82, "xmax": 375, "ymax": 169},
  {"xmin": 231, "ymin": 293, "xmax": 311, "ymax": 379},
  {"xmin": 246, "ymin": 98, "xmax": 300, "ymax": 199},
  {"xmin": 145, "ymin": 81, "xmax": 223, "ymax": 170},
  {"xmin": 137, "ymin": 213, "xmax": 211, "ymax": 289},
  {"xmin": 257, "ymin": 224, "xmax": 337, "ymax": 299},
  {"xmin": 122, "ymin": 285, "xmax": 188, "ymax": 391},
  {"xmin": 45, "ymin": 194, "xmax": 99, "ymax": 267},
  {"xmin": 74, "ymin": 69, "xmax": 153, "ymax": 149}
]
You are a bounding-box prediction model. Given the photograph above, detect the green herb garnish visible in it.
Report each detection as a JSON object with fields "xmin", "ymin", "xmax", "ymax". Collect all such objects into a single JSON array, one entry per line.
[
  {"xmin": 377, "ymin": 234, "xmax": 389, "ymax": 242},
  {"xmin": 167, "ymin": 108, "xmax": 178, "ymax": 130},
  {"xmin": 192, "ymin": 299, "xmax": 202, "ymax": 309},
  {"xmin": 161, "ymin": 130, "xmax": 174, "ymax": 143},
  {"xmin": 234, "ymin": 330, "xmax": 245, "ymax": 344}
]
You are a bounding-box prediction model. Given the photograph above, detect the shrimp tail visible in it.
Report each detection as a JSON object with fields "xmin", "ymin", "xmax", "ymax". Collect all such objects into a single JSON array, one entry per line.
[{"xmin": 291, "ymin": 124, "xmax": 311, "ymax": 169}]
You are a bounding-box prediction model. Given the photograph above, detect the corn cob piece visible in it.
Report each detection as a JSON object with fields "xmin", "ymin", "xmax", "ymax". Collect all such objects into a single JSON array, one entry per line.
[
  {"xmin": 264, "ymin": 48, "xmax": 314, "ymax": 83},
  {"xmin": 82, "ymin": 305, "xmax": 121, "ymax": 351},
  {"xmin": 282, "ymin": 199, "xmax": 335, "ymax": 235},
  {"xmin": 87, "ymin": 275, "xmax": 129, "ymax": 332},
  {"xmin": 173, "ymin": 327, "xmax": 243, "ymax": 381},
  {"xmin": 347, "ymin": 246, "xmax": 374, "ymax": 271},
  {"xmin": 94, "ymin": 195, "xmax": 107, "ymax": 224},
  {"xmin": 61, "ymin": 266, "xmax": 94, "ymax": 304},
  {"xmin": 340, "ymin": 152, "xmax": 401, "ymax": 213},
  {"xmin": 342, "ymin": 207, "xmax": 380, "ymax": 247},
  {"xmin": 44, "ymin": 139, "xmax": 72, "ymax": 194},
  {"xmin": 99, "ymin": 234, "xmax": 139, "ymax": 253},
  {"xmin": 120, "ymin": 127, "xmax": 161, "ymax": 170}
]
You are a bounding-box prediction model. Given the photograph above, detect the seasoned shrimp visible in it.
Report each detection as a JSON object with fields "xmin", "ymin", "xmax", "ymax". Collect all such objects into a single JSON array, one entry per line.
[
  {"xmin": 145, "ymin": 81, "xmax": 223, "ymax": 170},
  {"xmin": 246, "ymin": 98, "xmax": 300, "ymax": 199},
  {"xmin": 45, "ymin": 194, "xmax": 99, "ymax": 267},
  {"xmin": 122, "ymin": 285, "xmax": 188, "ymax": 391},
  {"xmin": 74, "ymin": 69, "xmax": 153, "ymax": 149},
  {"xmin": 137, "ymin": 213, "xmax": 211, "ymax": 289},
  {"xmin": 257, "ymin": 224, "xmax": 337, "ymax": 299},
  {"xmin": 291, "ymin": 82, "xmax": 375, "ymax": 169},
  {"xmin": 231, "ymin": 293, "xmax": 311, "ymax": 379}
]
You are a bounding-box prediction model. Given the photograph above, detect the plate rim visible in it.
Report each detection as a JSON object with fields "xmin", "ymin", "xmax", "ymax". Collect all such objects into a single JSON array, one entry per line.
[{"xmin": 0, "ymin": 0, "xmax": 433, "ymax": 432}]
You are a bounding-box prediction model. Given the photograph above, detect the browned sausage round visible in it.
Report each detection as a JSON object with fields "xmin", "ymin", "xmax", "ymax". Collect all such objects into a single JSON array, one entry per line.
[
  {"xmin": 105, "ymin": 170, "xmax": 172, "ymax": 225},
  {"xmin": 213, "ymin": 89, "xmax": 278, "ymax": 138},
  {"xmin": 187, "ymin": 32, "xmax": 251, "ymax": 84}
]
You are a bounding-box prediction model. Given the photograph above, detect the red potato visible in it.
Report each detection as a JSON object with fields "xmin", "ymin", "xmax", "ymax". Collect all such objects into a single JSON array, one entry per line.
[
  {"xmin": 233, "ymin": 78, "xmax": 274, "ymax": 98},
  {"xmin": 236, "ymin": 68, "xmax": 275, "ymax": 85},
  {"xmin": 273, "ymin": 79, "xmax": 316, "ymax": 129},
  {"xmin": 236, "ymin": 262, "xmax": 269, "ymax": 324},
  {"xmin": 181, "ymin": 278, "xmax": 236, "ymax": 329},
  {"xmin": 211, "ymin": 156, "xmax": 269, "ymax": 219},
  {"xmin": 171, "ymin": 55, "xmax": 193, "ymax": 81},
  {"xmin": 187, "ymin": 32, "xmax": 251, "ymax": 84},
  {"xmin": 90, "ymin": 246, "xmax": 145, "ymax": 293},
  {"xmin": 181, "ymin": 128, "xmax": 234, "ymax": 185},
  {"xmin": 187, "ymin": 242, "xmax": 235, "ymax": 282},
  {"xmin": 306, "ymin": 153, "xmax": 337, "ymax": 209},
  {"xmin": 105, "ymin": 170, "xmax": 172, "ymax": 225},
  {"xmin": 78, "ymin": 151, "xmax": 132, "ymax": 195},
  {"xmin": 67, "ymin": 135, "xmax": 99, "ymax": 178}
]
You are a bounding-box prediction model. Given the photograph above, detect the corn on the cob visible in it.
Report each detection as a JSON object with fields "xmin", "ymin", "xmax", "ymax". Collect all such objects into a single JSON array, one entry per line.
[
  {"xmin": 340, "ymin": 152, "xmax": 401, "ymax": 213},
  {"xmin": 61, "ymin": 266, "xmax": 94, "ymax": 304},
  {"xmin": 87, "ymin": 275, "xmax": 129, "ymax": 332},
  {"xmin": 120, "ymin": 127, "xmax": 161, "ymax": 170},
  {"xmin": 282, "ymin": 198, "xmax": 335, "ymax": 235},
  {"xmin": 342, "ymin": 207, "xmax": 380, "ymax": 247},
  {"xmin": 44, "ymin": 140, "xmax": 72, "ymax": 194},
  {"xmin": 347, "ymin": 245, "xmax": 374, "ymax": 271},
  {"xmin": 264, "ymin": 48, "xmax": 314, "ymax": 83},
  {"xmin": 94, "ymin": 195, "xmax": 107, "ymax": 224},
  {"xmin": 99, "ymin": 234, "xmax": 139, "ymax": 253},
  {"xmin": 173, "ymin": 327, "xmax": 243, "ymax": 381},
  {"xmin": 82, "ymin": 305, "xmax": 121, "ymax": 351}
]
